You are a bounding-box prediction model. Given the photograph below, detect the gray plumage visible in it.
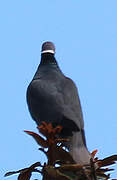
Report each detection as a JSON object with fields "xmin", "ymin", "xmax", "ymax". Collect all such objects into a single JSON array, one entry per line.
[{"xmin": 26, "ymin": 42, "xmax": 91, "ymax": 164}]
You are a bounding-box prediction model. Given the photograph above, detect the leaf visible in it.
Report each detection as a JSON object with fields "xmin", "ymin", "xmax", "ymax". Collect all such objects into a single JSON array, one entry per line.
[
  {"xmin": 29, "ymin": 162, "xmax": 42, "ymax": 169},
  {"xmin": 58, "ymin": 164, "xmax": 83, "ymax": 172},
  {"xmin": 91, "ymin": 149, "xmax": 98, "ymax": 159},
  {"xmin": 5, "ymin": 162, "xmax": 42, "ymax": 178},
  {"xmin": 47, "ymin": 146, "xmax": 75, "ymax": 165},
  {"xmin": 5, "ymin": 171, "xmax": 19, "ymax": 177},
  {"xmin": 53, "ymin": 126, "xmax": 63, "ymax": 134},
  {"xmin": 5, "ymin": 168, "xmax": 29, "ymax": 177},
  {"xmin": 24, "ymin": 130, "xmax": 48, "ymax": 148},
  {"xmin": 102, "ymin": 155, "xmax": 117, "ymax": 164},
  {"xmin": 45, "ymin": 166, "xmax": 73, "ymax": 180},
  {"xmin": 38, "ymin": 122, "xmax": 62, "ymax": 138},
  {"xmin": 96, "ymin": 168, "xmax": 114, "ymax": 173},
  {"xmin": 18, "ymin": 171, "xmax": 32, "ymax": 180},
  {"xmin": 96, "ymin": 172, "xmax": 110, "ymax": 179},
  {"xmin": 98, "ymin": 155, "xmax": 117, "ymax": 167},
  {"xmin": 55, "ymin": 138, "xmax": 69, "ymax": 144}
]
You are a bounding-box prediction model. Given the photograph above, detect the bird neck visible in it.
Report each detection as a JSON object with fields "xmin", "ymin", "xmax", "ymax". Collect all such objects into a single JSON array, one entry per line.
[
  {"xmin": 40, "ymin": 53, "xmax": 58, "ymax": 66},
  {"xmin": 33, "ymin": 53, "xmax": 61, "ymax": 80}
]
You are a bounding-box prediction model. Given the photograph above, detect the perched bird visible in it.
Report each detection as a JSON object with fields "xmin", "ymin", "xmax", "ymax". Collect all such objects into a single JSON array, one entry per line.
[{"xmin": 26, "ymin": 42, "xmax": 91, "ymax": 164}]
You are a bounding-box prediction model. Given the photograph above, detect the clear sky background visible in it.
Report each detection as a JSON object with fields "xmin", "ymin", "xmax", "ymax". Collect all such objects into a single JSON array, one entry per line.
[{"xmin": 0, "ymin": 0, "xmax": 117, "ymax": 179}]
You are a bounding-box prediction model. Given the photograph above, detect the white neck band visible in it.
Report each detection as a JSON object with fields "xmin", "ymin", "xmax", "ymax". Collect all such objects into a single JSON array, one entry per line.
[{"xmin": 41, "ymin": 50, "xmax": 55, "ymax": 54}]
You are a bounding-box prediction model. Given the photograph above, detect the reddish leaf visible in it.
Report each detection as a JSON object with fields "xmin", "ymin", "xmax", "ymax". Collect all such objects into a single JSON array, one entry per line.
[
  {"xmin": 96, "ymin": 168, "xmax": 114, "ymax": 173},
  {"xmin": 58, "ymin": 164, "xmax": 83, "ymax": 171},
  {"xmin": 55, "ymin": 138, "xmax": 69, "ymax": 144},
  {"xmin": 24, "ymin": 130, "xmax": 48, "ymax": 148},
  {"xmin": 38, "ymin": 122, "xmax": 62, "ymax": 138},
  {"xmin": 5, "ymin": 162, "xmax": 42, "ymax": 178},
  {"xmin": 18, "ymin": 171, "xmax": 32, "ymax": 180},
  {"xmin": 98, "ymin": 155, "xmax": 117, "ymax": 167},
  {"xmin": 29, "ymin": 162, "xmax": 42, "ymax": 169},
  {"xmin": 98, "ymin": 160, "xmax": 115, "ymax": 167},
  {"xmin": 53, "ymin": 126, "xmax": 63, "ymax": 134},
  {"xmin": 91, "ymin": 149, "xmax": 98, "ymax": 159},
  {"xmin": 5, "ymin": 168, "xmax": 29, "ymax": 177},
  {"xmin": 96, "ymin": 171, "xmax": 110, "ymax": 179},
  {"xmin": 102, "ymin": 155, "xmax": 117, "ymax": 164},
  {"xmin": 44, "ymin": 165, "xmax": 73, "ymax": 180}
]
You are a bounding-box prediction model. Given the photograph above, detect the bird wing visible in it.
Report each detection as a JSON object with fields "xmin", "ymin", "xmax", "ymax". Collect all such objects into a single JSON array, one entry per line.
[
  {"xmin": 60, "ymin": 77, "xmax": 84, "ymax": 130},
  {"xmin": 27, "ymin": 75, "xmax": 84, "ymax": 131}
]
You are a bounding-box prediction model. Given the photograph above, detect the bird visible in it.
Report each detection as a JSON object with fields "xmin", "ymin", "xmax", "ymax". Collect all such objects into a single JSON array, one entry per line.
[{"xmin": 26, "ymin": 41, "xmax": 91, "ymax": 164}]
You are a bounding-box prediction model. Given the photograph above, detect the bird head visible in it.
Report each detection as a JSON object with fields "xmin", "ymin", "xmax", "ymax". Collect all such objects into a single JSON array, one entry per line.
[{"xmin": 41, "ymin": 41, "xmax": 55, "ymax": 54}]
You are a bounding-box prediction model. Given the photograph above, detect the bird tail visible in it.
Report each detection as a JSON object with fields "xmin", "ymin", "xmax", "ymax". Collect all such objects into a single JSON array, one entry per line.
[{"xmin": 66, "ymin": 131, "xmax": 91, "ymax": 164}]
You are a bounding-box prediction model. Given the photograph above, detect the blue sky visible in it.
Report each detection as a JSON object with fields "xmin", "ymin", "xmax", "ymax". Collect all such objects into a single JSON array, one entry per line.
[{"xmin": 0, "ymin": 0, "xmax": 117, "ymax": 179}]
